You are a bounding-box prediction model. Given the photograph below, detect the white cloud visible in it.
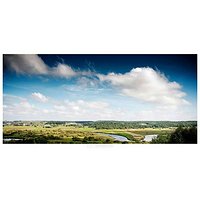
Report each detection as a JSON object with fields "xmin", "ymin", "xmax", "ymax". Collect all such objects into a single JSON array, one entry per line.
[
  {"xmin": 5, "ymin": 91, "xmax": 122, "ymax": 120},
  {"xmin": 4, "ymin": 54, "xmax": 78, "ymax": 78},
  {"xmin": 76, "ymin": 77, "xmax": 99, "ymax": 88},
  {"xmin": 31, "ymin": 92, "xmax": 48, "ymax": 103},
  {"xmin": 4, "ymin": 54, "xmax": 49, "ymax": 75},
  {"xmin": 65, "ymin": 100, "xmax": 109, "ymax": 110},
  {"xmin": 51, "ymin": 99, "xmax": 123, "ymax": 120},
  {"xmin": 4, "ymin": 54, "xmax": 97, "ymax": 79},
  {"xmin": 3, "ymin": 93, "xmax": 196, "ymax": 121},
  {"xmin": 53, "ymin": 100, "xmax": 110, "ymax": 116},
  {"xmin": 130, "ymin": 106, "xmax": 196, "ymax": 121},
  {"xmin": 3, "ymin": 94, "xmax": 27, "ymax": 102},
  {"xmin": 3, "ymin": 94, "xmax": 124, "ymax": 120},
  {"xmin": 98, "ymin": 67, "xmax": 190, "ymax": 107},
  {"xmin": 50, "ymin": 63, "xmax": 77, "ymax": 78},
  {"xmin": 3, "ymin": 95, "xmax": 37, "ymax": 118}
]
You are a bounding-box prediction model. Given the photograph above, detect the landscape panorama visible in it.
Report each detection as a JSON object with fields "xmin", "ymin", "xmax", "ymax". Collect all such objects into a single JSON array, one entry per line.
[{"xmin": 3, "ymin": 54, "xmax": 197, "ymax": 144}]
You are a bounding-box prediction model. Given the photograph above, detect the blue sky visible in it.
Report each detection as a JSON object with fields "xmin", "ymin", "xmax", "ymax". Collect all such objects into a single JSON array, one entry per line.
[{"xmin": 3, "ymin": 54, "xmax": 197, "ymax": 121}]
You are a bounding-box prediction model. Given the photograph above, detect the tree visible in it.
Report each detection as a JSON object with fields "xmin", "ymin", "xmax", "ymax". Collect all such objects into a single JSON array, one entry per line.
[{"xmin": 169, "ymin": 126, "xmax": 197, "ymax": 144}]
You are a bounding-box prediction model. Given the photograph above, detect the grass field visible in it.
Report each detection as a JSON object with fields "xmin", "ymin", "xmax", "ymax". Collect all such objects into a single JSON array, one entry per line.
[{"xmin": 3, "ymin": 125, "xmax": 176, "ymax": 144}]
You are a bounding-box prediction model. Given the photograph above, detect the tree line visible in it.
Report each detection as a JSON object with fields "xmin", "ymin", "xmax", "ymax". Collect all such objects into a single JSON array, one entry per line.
[{"xmin": 85, "ymin": 121, "xmax": 197, "ymax": 129}]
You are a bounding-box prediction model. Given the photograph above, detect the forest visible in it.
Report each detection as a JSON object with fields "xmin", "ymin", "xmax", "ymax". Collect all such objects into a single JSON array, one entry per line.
[{"xmin": 84, "ymin": 121, "xmax": 197, "ymax": 129}]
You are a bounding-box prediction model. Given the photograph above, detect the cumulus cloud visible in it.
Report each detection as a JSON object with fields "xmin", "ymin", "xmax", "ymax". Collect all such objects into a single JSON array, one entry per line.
[
  {"xmin": 50, "ymin": 63, "xmax": 77, "ymax": 78},
  {"xmin": 97, "ymin": 67, "xmax": 190, "ymax": 107},
  {"xmin": 4, "ymin": 54, "xmax": 78, "ymax": 78},
  {"xmin": 31, "ymin": 92, "xmax": 48, "ymax": 103},
  {"xmin": 4, "ymin": 54, "xmax": 49, "ymax": 75}
]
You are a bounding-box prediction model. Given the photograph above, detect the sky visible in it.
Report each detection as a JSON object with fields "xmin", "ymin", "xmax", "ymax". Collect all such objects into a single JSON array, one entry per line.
[{"xmin": 3, "ymin": 54, "xmax": 197, "ymax": 121}]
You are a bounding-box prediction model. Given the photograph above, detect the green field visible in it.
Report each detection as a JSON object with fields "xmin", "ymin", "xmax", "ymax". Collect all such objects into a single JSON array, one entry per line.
[{"xmin": 3, "ymin": 125, "xmax": 176, "ymax": 144}]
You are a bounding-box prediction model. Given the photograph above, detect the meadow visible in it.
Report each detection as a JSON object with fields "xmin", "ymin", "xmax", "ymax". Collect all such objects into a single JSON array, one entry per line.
[{"xmin": 3, "ymin": 125, "xmax": 176, "ymax": 144}]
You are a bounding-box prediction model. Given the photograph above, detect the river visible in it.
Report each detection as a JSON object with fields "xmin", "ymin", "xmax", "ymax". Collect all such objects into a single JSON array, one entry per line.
[
  {"xmin": 3, "ymin": 138, "xmax": 23, "ymax": 142},
  {"xmin": 96, "ymin": 133, "xmax": 129, "ymax": 142},
  {"xmin": 143, "ymin": 134, "xmax": 157, "ymax": 142}
]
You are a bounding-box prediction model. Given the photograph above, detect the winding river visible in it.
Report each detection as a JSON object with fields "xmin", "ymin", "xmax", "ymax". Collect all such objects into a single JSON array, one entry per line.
[
  {"xmin": 96, "ymin": 133, "xmax": 129, "ymax": 142},
  {"xmin": 107, "ymin": 134, "xmax": 129, "ymax": 141}
]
